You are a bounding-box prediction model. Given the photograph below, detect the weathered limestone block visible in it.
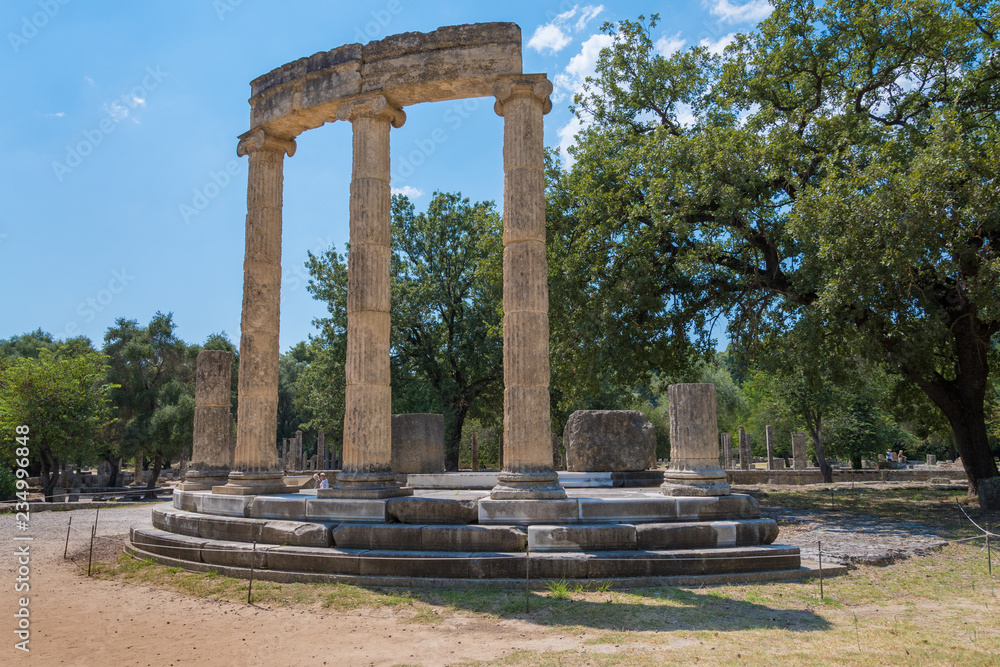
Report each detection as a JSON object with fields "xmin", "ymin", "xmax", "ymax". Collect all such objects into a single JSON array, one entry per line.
[
  {"xmin": 386, "ymin": 495, "xmax": 477, "ymax": 524},
  {"xmin": 390, "ymin": 413, "xmax": 445, "ymax": 474},
  {"xmin": 978, "ymin": 477, "xmax": 1000, "ymax": 510},
  {"xmin": 661, "ymin": 383, "xmax": 730, "ymax": 497},
  {"xmin": 564, "ymin": 410, "xmax": 656, "ymax": 473},
  {"xmin": 792, "ymin": 431, "xmax": 809, "ymax": 470}
]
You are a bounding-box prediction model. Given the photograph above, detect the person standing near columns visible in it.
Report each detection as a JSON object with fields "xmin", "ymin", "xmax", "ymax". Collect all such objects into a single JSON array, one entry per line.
[
  {"xmin": 490, "ymin": 77, "xmax": 565, "ymax": 500},
  {"xmin": 324, "ymin": 94, "xmax": 411, "ymax": 499},
  {"xmin": 215, "ymin": 129, "xmax": 297, "ymax": 496}
]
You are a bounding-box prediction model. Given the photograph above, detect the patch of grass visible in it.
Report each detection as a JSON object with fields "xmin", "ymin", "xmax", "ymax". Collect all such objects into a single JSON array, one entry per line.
[{"xmin": 546, "ymin": 580, "xmax": 571, "ymax": 600}]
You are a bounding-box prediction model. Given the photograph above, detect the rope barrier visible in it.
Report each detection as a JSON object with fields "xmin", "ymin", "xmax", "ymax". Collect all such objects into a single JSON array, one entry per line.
[{"xmin": 0, "ymin": 487, "xmax": 172, "ymax": 507}]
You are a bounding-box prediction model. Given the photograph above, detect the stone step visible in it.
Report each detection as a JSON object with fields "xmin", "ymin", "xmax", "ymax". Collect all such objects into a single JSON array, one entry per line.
[{"xmin": 130, "ymin": 524, "xmax": 803, "ymax": 580}]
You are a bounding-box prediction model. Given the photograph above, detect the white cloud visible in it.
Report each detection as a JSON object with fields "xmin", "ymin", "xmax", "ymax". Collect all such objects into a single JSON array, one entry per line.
[
  {"xmin": 391, "ymin": 185, "xmax": 423, "ymax": 198},
  {"xmin": 700, "ymin": 33, "xmax": 735, "ymax": 55},
  {"xmin": 528, "ymin": 24, "xmax": 571, "ymax": 54},
  {"xmin": 45, "ymin": 111, "xmax": 65, "ymax": 118},
  {"xmin": 557, "ymin": 116, "xmax": 585, "ymax": 168},
  {"xmin": 557, "ymin": 33, "xmax": 614, "ymax": 94},
  {"xmin": 83, "ymin": 76, "xmax": 95, "ymax": 86},
  {"xmin": 655, "ymin": 32, "xmax": 687, "ymax": 57},
  {"xmin": 706, "ymin": 0, "xmax": 773, "ymax": 24},
  {"xmin": 527, "ymin": 4, "xmax": 605, "ymax": 54}
]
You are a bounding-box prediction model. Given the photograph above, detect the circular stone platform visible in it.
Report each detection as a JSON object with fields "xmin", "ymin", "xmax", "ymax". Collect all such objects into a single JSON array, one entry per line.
[{"xmin": 127, "ymin": 488, "xmax": 818, "ymax": 587}]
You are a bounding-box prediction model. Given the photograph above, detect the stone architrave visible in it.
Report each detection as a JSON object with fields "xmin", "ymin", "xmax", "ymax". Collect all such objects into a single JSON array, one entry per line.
[
  {"xmin": 721, "ymin": 432, "xmax": 733, "ymax": 470},
  {"xmin": 661, "ymin": 384, "xmax": 730, "ymax": 497},
  {"xmin": 564, "ymin": 411, "xmax": 656, "ymax": 472},
  {"xmin": 324, "ymin": 95, "xmax": 411, "ymax": 500},
  {"xmin": 792, "ymin": 431, "xmax": 808, "ymax": 470},
  {"xmin": 738, "ymin": 426, "xmax": 751, "ymax": 471},
  {"xmin": 390, "ymin": 414, "xmax": 445, "ymax": 474},
  {"xmin": 765, "ymin": 425, "xmax": 775, "ymax": 470},
  {"xmin": 215, "ymin": 129, "xmax": 298, "ymax": 496},
  {"xmin": 490, "ymin": 78, "xmax": 565, "ymax": 500},
  {"xmin": 181, "ymin": 350, "xmax": 234, "ymax": 491}
]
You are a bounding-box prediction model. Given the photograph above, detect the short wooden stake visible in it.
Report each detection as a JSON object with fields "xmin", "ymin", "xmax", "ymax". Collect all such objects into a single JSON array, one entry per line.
[
  {"xmin": 525, "ymin": 542, "xmax": 530, "ymax": 614},
  {"xmin": 247, "ymin": 541, "xmax": 257, "ymax": 604},
  {"xmin": 818, "ymin": 540, "xmax": 824, "ymax": 600},
  {"xmin": 63, "ymin": 515, "xmax": 72, "ymax": 560}
]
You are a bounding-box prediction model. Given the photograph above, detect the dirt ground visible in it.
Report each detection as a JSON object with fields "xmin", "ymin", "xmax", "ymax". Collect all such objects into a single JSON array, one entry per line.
[{"xmin": 0, "ymin": 491, "xmax": 981, "ymax": 667}]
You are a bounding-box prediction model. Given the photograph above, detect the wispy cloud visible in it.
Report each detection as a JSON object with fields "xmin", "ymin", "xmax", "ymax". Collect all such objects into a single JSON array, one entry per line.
[
  {"xmin": 45, "ymin": 111, "xmax": 65, "ymax": 118},
  {"xmin": 700, "ymin": 33, "xmax": 736, "ymax": 55},
  {"xmin": 705, "ymin": 0, "xmax": 773, "ymax": 24},
  {"xmin": 553, "ymin": 32, "xmax": 614, "ymax": 166},
  {"xmin": 391, "ymin": 185, "xmax": 424, "ymax": 198},
  {"xmin": 527, "ymin": 4, "xmax": 605, "ymax": 54},
  {"xmin": 655, "ymin": 32, "xmax": 687, "ymax": 57},
  {"xmin": 83, "ymin": 76, "xmax": 96, "ymax": 87}
]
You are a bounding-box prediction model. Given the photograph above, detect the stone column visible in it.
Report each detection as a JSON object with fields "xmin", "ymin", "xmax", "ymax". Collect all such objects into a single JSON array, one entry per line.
[
  {"xmin": 661, "ymin": 384, "xmax": 730, "ymax": 496},
  {"xmin": 721, "ymin": 432, "xmax": 732, "ymax": 470},
  {"xmin": 318, "ymin": 430, "xmax": 327, "ymax": 470},
  {"xmin": 281, "ymin": 438, "xmax": 289, "ymax": 468},
  {"xmin": 490, "ymin": 78, "xmax": 565, "ymax": 500},
  {"xmin": 765, "ymin": 425, "xmax": 775, "ymax": 470},
  {"xmin": 181, "ymin": 350, "xmax": 234, "ymax": 490},
  {"xmin": 325, "ymin": 94, "xmax": 411, "ymax": 499},
  {"xmin": 132, "ymin": 452, "xmax": 143, "ymax": 486},
  {"xmin": 792, "ymin": 431, "xmax": 808, "ymax": 470},
  {"xmin": 295, "ymin": 430, "xmax": 303, "ymax": 470},
  {"xmin": 738, "ymin": 426, "xmax": 751, "ymax": 471},
  {"xmin": 216, "ymin": 129, "xmax": 297, "ymax": 496}
]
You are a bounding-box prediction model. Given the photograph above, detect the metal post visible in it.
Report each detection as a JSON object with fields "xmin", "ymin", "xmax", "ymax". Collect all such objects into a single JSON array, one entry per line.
[
  {"xmin": 87, "ymin": 508, "xmax": 100, "ymax": 577},
  {"xmin": 988, "ymin": 534, "xmax": 992, "ymax": 577},
  {"xmin": 818, "ymin": 540, "xmax": 824, "ymax": 600},
  {"xmin": 247, "ymin": 541, "xmax": 257, "ymax": 604},
  {"xmin": 525, "ymin": 541, "xmax": 530, "ymax": 614},
  {"xmin": 63, "ymin": 515, "xmax": 72, "ymax": 560}
]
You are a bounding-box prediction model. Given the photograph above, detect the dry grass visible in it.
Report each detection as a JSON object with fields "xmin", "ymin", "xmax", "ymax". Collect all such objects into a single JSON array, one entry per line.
[{"xmin": 82, "ymin": 484, "xmax": 1000, "ymax": 666}]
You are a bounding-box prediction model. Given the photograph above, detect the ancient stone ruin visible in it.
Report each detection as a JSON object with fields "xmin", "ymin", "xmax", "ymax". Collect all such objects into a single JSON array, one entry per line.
[{"xmin": 132, "ymin": 23, "xmax": 804, "ymax": 586}]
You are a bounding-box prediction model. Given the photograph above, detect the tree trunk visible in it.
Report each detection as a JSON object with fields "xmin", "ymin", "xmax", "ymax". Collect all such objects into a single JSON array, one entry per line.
[
  {"xmin": 850, "ymin": 455, "xmax": 862, "ymax": 470},
  {"xmin": 105, "ymin": 455, "xmax": 120, "ymax": 487},
  {"xmin": 145, "ymin": 450, "xmax": 163, "ymax": 498},
  {"xmin": 803, "ymin": 409, "xmax": 833, "ymax": 483},
  {"xmin": 903, "ymin": 329, "xmax": 999, "ymax": 493},
  {"xmin": 39, "ymin": 449, "xmax": 59, "ymax": 501},
  {"xmin": 443, "ymin": 402, "xmax": 470, "ymax": 472}
]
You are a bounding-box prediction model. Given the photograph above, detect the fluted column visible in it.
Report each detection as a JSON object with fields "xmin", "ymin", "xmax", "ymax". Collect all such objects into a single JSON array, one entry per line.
[
  {"xmin": 323, "ymin": 94, "xmax": 411, "ymax": 500},
  {"xmin": 661, "ymin": 383, "xmax": 731, "ymax": 496},
  {"xmin": 491, "ymin": 78, "xmax": 565, "ymax": 500},
  {"xmin": 216, "ymin": 129, "xmax": 297, "ymax": 496},
  {"xmin": 180, "ymin": 350, "xmax": 234, "ymax": 490}
]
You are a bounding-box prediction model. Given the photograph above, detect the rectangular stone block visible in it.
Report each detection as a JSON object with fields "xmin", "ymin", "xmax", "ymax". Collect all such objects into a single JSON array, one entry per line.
[
  {"xmin": 478, "ymin": 499, "xmax": 579, "ymax": 525},
  {"xmin": 528, "ymin": 524, "xmax": 636, "ymax": 552},
  {"xmin": 527, "ymin": 553, "xmax": 592, "ymax": 579},
  {"xmin": 267, "ymin": 546, "xmax": 361, "ymax": 575},
  {"xmin": 422, "ymin": 525, "xmax": 527, "ymax": 552},
  {"xmin": 468, "ymin": 553, "xmax": 527, "ymax": 579},
  {"xmin": 503, "ymin": 311, "xmax": 550, "ymax": 387},
  {"xmin": 261, "ymin": 520, "xmax": 332, "ymax": 548},
  {"xmin": 197, "ymin": 515, "xmax": 264, "ymax": 542},
  {"xmin": 578, "ymin": 497, "xmax": 678, "ymax": 523},
  {"xmin": 200, "ymin": 540, "xmax": 272, "ymax": 569},
  {"xmin": 245, "ymin": 495, "xmax": 308, "ymax": 520},
  {"xmin": 587, "ymin": 552, "xmax": 653, "ymax": 579},
  {"xmin": 646, "ymin": 551, "xmax": 705, "ymax": 576},
  {"xmin": 635, "ymin": 522, "xmax": 718, "ymax": 550},
  {"xmin": 200, "ymin": 493, "xmax": 252, "ymax": 517},
  {"xmin": 332, "ymin": 523, "xmax": 424, "ymax": 550},
  {"xmin": 131, "ymin": 527, "xmax": 206, "ymax": 563},
  {"xmin": 358, "ymin": 551, "xmax": 471, "ymax": 579},
  {"xmin": 391, "ymin": 413, "xmax": 445, "ymax": 474},
  {"xmin": 676, "ymin": 494, "xmax": 760, "ymax": 521},
  {"xmin": 173, "ymin": 490, "xmax": 204, "ymax": 514},
  {"xmin": 305, "ymin": 498, "xmax": 388, "ymax": 522}
]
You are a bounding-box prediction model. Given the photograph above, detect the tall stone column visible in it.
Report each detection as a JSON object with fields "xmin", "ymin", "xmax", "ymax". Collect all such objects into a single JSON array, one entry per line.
[
  {"xmin": 721, "ymin": 432, "xmax": 733, "ymax": 470},
  {"xmin": 739, "ymin": 426, "xmax": 751, "ymax": 471},
  {"xmin": 491, "ymin": 78, "xmax": 565, "ymax": 500},
  {"xmin": 180, "ymin": 350, "xmax": 234, "ymax": 490},
  {"xmin": 324, "ymin": 94, "xmax": 411, "ymax": 499},
  {"xmin": 216, "ymin": 129, "xmax": 297, "ymax": 496},
  {"xmin": 765, "ymin": 425, "xmax": 775, "ymax": 470},
  {"xmin": 792, "ymin": 431, "xmax": 808, "ymax": 470},
  {"xmin": 662, "ymin": 384, "xmax": 730, "ymax": 496}
]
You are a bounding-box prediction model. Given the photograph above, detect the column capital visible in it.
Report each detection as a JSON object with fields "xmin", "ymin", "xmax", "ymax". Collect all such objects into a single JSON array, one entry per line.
[
  {"xmin": 336, "ymin": 94, "xmax": 406, "ymax": 128},
  {"xmin": 493, "ymin": 78, "xmax": 554, "ymax": 117},
  {"xmin": 237, "ymin": 128, "xmax": 297, "ymax": 158}
]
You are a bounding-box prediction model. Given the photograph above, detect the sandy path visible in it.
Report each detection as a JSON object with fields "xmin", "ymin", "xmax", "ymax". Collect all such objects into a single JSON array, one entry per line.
[{"xmin": 1, "ymin": 504, "xmax": 577, "ymax": 667}]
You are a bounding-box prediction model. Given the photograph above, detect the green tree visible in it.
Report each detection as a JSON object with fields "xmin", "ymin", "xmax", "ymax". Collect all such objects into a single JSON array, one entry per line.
[
  {"xmin": 301, "ymin": 192, "xmax": 504, "ymax": 470},
  {"xmin": 103, "ymin": 312, "xmax": 191, "ymax": 493},
  {"xmin": 548, "ymin": 2, "xmax": 1000, "ymax": 492},
  {"xmin": 0, "ymin": 345, "xmax": 115, "ymax": 499}
]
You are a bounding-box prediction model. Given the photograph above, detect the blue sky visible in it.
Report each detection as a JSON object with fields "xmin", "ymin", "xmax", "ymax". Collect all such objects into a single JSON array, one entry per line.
[{"xmin": 0, "ymin": 0, "xmax": 771, "ymax": 351}]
